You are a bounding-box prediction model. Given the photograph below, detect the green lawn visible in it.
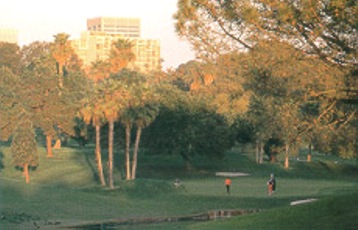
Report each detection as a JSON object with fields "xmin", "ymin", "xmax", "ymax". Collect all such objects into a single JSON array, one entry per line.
[{"xmin": 0, "ymin": 144, "xmax": 357, "ymax": 229}]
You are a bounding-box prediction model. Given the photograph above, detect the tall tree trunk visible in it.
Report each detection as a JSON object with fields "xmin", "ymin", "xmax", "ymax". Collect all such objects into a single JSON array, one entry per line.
[
  {"xmin": 180, "ymin": 152, "xmax": 193, "ymax": 171},
  {"xmin": 24, "ymin": 163, "xmax": 30, "ymax": 184},
  {"xmin": 259, "ymin": 142, "xmax": 264, "ymax": 164},
  {"xmin": 285, "ymin": 144, "xmax": 289, "ymax": 169},
  {"xmin": 131, "ymin": 126, "xmax": 142, "ymax": 180},
  {"xmin": 95, "ymin": 124, "xmax": 106, "ymax": 186},
  {"xmin": 307, "ymin": 142, "xmax": 312, "ymax": 162},
  {"xmin": 125, "ymin": 124, "xmax": 131, "ymax": 180},
  {"xmin": 255, "ymin": 140, "xmax": 259, "ymax": 164},
  {"xmin": 53, "ymin": 138, "xmax": 61, "ymax": 149},
  {"xmin": 58, "ymin": 62, "xmax": 64, "ymax": 88},
  {"xmin": 108, "ymin": 120, "xmax": 114, "ymax": 189},
  {"xmin": 117, "ymin": 129, "xmax": 122, "ymax": 181},
  {"xmin": 46, "ymin": 135, "xmax": 53, "ymax": 157}
]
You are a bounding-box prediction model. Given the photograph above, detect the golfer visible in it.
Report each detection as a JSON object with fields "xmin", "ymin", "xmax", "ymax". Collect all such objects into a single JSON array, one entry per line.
[
  {"xmin": 267, "ymin": 173, "xmax": 276, "ymax": 195},
  {"xmin": 225, "ymin": 177, "xmax": 232, "ymax": 194}
]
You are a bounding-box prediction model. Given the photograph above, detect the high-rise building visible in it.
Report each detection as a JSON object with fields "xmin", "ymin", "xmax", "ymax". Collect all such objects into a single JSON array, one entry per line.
[
  {"xmin": 87, "ymin": 17, "xmax": 141, "ymax": 38},
  {"xmin": 72, "ymin": 17, "xmax": 161, "ymax": 73},
  {"xmin": 0, "ymin": 28, "xmax": 19, "ymax": 44}
]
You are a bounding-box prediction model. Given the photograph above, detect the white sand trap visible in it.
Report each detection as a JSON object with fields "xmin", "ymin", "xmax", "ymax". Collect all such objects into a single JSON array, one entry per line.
[
  {"xmin": 215, "ymin": 172, "xmax": 250, "ymax": 177},
  {"xmin": 290, "ymin": 198, "xmax": 318, "ymax": 206}
]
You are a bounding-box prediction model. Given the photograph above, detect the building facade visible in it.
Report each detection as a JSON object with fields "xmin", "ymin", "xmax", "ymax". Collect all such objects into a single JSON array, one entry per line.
[
  {"xmin": 87, "ymin": 17, "xmax": 141, "ymax": 38},
  {"xmin": 0, "ymin": 28, "xmax": 19, "ymax": 44},
  {"xmin": 71, "ymin": 17, "xmax": 161, "ymax": 73}
]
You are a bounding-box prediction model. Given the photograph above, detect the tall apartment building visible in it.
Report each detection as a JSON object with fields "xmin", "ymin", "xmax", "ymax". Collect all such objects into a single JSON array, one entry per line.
[
  {"xmin": 87, "ymin": 17, "xmax": 141, "ymax": 38},
  {"xmin": 72, "ymin": 31, "xmax": 161, "ymax": 73},
  {"xmin": 72, "ymin": 17, "xmax": 161, "ymax": 72},
  {"xmin": 0, "ymin": 28, "xmax": 19, "ymax": 44}
]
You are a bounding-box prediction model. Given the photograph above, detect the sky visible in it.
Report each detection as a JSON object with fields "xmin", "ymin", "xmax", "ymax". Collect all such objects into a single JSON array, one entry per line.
[{"xmin": 0, "ymin": 0, "xmax": 195, "ymax": 69}]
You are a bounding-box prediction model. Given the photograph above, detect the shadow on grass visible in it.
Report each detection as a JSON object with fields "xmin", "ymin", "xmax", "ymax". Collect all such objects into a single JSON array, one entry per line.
[{"xmin": 0, "ymin": 151, "xmax": 4, "ymax": 172}]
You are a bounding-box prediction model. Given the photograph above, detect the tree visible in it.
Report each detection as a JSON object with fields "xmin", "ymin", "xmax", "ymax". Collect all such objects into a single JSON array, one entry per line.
[
  {"xmin": 0, "ymin": 42, "xmax": 21, "ymax": 74},
  {"xmin": 142, "ymin": 104, "xmax": 235, "ymax": 170},
  {"xmin": 100, "ymin": 39, "xmax": 135, "ymax": 184},
  {"xmin": 0, "ymin": 67, "xmax": 21, "ymax": 141},
  {"xmin": 87, "ymin": 60, "xmax": 111, "ymax": 82},
  {"xmin": 116, "ymin": 69, "xmax": 142, "ymax": 180},
  {"xmin": 247, "ymin": 96, "xmax": 279, "ymax": 163},
  {"xmin": 50, "ymin": 33, "xmax": 80, "ymax": 149},
  {"xmin": 174, "ymin": 0, "xmax": 357, "ymax": 67},
  {"xmin": 11, "ymin": 116, "xmax": 38, "ymax": 184},
  {"xmin": 120, "ymin": 109, "xmax": 134, "ymax": 180},
  {"xmin": 18, "ymin": 40, "xmax": 87, "ymax": 157},
  {"xmin": 51, "ymin": 33, "xmax": 74, "ymax": 77},
  {"xmin": 20, "ymin": 41, "xmax": 53, "ymax": 72},
  {"xmin": 97, "ymin": 76, "xmax": 128, "ymax": 188},
  {"xmin": 174, "ymin": 58, "xmax": 250, "ymax": 124},
  {"xmin": 80, "ymin": 85, "xmax": 106, "ymax": 187},
  {"xmin": 131, "ymin": 104, "xmax": 159, "ymax": 179},
  {"xmin": 243, "ymin": 40, "xmax": 350, "ymax": 163},
  {"xmin": 20, "ymin": 44, "xmax": 58, "ymax": 157},
  {"xmin": 113, "ymin": 69, "xmax": 159, "ymax": 180},
  {"xmin": 175, "ymin": 0, "xmax": 357, "ymax": 160},
  {"xmin": 109, "ymin": 39, "xmax": 136, "ymax": 73}
]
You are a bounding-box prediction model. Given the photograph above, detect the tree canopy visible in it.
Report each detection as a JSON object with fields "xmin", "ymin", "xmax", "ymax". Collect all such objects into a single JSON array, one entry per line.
[{"xmin": 174, "ymin": 0, "xmax": 357, "ymax": 67}]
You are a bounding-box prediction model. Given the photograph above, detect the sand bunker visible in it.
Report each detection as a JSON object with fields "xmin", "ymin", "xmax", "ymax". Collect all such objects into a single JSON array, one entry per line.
[
  {"xmin": 290, "ymin": 198, "xmax": 318, "ymax": 206},
  {"xmin": 215, "ymin": 172, "xmax": 250, "ymax": 177}
]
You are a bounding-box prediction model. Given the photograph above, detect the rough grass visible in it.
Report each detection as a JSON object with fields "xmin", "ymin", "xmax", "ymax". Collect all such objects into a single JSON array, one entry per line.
[{"xmin": 0, "ymin": 144, "xmax": 357, "ymax": 229}]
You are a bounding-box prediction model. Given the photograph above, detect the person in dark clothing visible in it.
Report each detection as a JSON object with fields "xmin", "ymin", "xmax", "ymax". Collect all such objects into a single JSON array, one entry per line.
[{"xmin": 267, "ymin": 173, "xmax": 276, "ymax": 195}]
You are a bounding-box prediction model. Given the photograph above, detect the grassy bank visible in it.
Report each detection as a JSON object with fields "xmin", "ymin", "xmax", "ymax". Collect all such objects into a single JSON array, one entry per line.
[{"xmin": 0, "ymin": 144, "xmax": 357, "ymax": 229}]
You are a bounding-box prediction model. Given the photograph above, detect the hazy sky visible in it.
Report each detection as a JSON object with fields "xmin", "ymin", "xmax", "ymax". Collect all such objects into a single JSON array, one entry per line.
[{"xmin": 0, "ymin": 0, "xmax": 195, "ymax": 69}]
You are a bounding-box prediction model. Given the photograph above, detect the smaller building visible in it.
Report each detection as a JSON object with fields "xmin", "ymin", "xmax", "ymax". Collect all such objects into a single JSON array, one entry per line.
[{"xmin": 0, "ymin": 28, "xmax": 19, "ymax": 44}]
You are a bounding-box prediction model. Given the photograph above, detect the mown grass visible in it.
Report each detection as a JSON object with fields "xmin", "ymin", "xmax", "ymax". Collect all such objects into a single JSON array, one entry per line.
[
  {"xmin": 188, "ymin": 191, "xmax": 358, "ymax": 230},
  {"xmin": 0, "ymin": 143, "xmax": 357, "ymax": 229}
]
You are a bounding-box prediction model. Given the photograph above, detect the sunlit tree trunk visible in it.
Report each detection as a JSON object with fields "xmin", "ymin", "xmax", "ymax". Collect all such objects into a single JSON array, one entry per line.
[
  {"xmin": 53, "ymin": 138, "xmax": 61, "ymax": 149},
  {"xmin": 307, "ymin": 142, "xmax": 312, "ymax": 162},
  {"xmin": 23, "ymin": 163, "xmax": 30, "ymax": 184},
  {"xmin": 108, "ymin": 120, "xmax": 114, "ymax": 189},
  {"xmin": 95, "ymin": 124, "xmax": 106, "ymax": 186},
  {"xmin": 285, "ymin": 144, "xmax": 290, "ymax": 169},
  {"xmin": 131, "ymin": 126, "xmax": 142, "ymax": 180},
  {"xmin": 58, "ymin": 62, "xmax": 64, "ymax": 88},
  {"xmin": 46, "ymin": 135, "xmax": 53, "ymax": 157},
  {"xmin": 125, "ymin": 124, "xmax": 131, "ymax": 180}
]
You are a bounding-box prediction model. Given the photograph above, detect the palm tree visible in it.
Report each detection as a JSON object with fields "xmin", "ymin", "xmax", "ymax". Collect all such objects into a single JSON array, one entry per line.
[
  {"xmin": 87, "ymin": 60, "xmax": 110, "ymax": 82},
  {"xmin": 120, "ymin": 111, "xmax": 134, "ymax": 180},
  {"xmin": 99, "ymin": 77, "xmax": 129, "ymax": 188},
  {"xmin": 104, "ymin": 39, "xmax": 135, "ymax": 183},
  {"xmin": 104, "ymin": 108, "xmax": 118, "ymax": 189},
  {"xmin": 51, "ymin": 33, "xmax": 73, "ymax": 78},
  {"xmin": 131, "ymin": 104, "xmax": 159, "ymax": 179},
  {"xmin": 116, "ymin": 70, "xmax": 159, "ymax": 180},
  {"xmin": 51, "ymin": 33, "xmax": 75, "ymax": 149},
  {"xmin": 80, "ymin": 87, "xmax": 107, "ymax": 187},
  {"xmin": 109, "ymin": 39, "xmax": 136, "ymax": 74}
]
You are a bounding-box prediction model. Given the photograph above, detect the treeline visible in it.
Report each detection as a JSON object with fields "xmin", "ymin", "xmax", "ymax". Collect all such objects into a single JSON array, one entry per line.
[{"xmin": 0, "ymin": 1, "xmax": 357, "ymax": 186}]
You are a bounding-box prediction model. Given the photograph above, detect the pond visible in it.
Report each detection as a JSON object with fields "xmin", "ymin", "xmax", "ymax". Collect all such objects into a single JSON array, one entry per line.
[{"xmin": 68, "ymin": 209, "xmax": 261, "ymax": 229}]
